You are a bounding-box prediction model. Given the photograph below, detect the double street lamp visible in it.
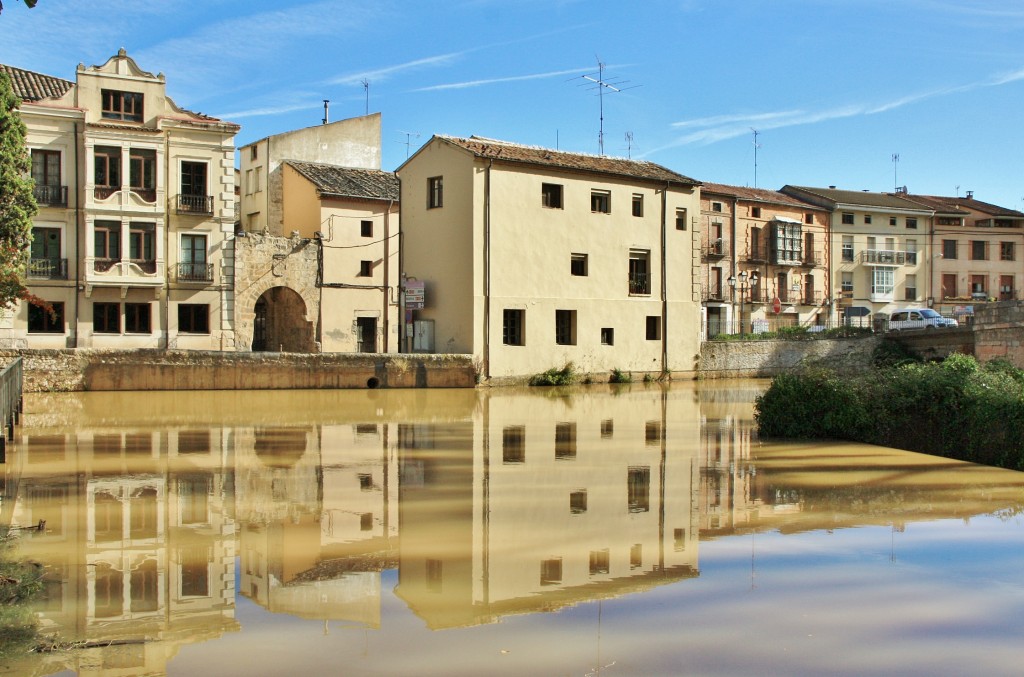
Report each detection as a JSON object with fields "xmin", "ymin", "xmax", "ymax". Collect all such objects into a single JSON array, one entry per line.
[{"xmin": 728, "ymin": 270, "xmax": 759, "ymax": 335}]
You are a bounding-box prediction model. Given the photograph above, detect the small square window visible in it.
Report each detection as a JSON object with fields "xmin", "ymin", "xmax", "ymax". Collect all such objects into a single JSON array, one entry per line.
[
  {"xmin": 841, "ymin": 213, "xmax": 855, "ymax": 225},
  {"xmin": 601, "ymin": 327, "xmax": 614, "ymax": 345},
  {"xmin": 675, "ymin": 208, "xmax": 688, "ymax": 230},
  {"xmin": 178, "ymin": 304, "xmax": 209, "ymax": 334},
  {"xmin": 589, "ymin": 549, "xmax": 610, "ymax": 575},
  {"xmin": 712, "ymin": 202, "xmax": 723, "ymax": 213},
  {"xmin": 360, "ymin": 220, "xmax": 373, "ymax": 237},
  {"xmin": 632, "ymin": 193, "xmax": 643, "ymax": 217},
  {"xmin": 542, "ymin": 183, "xmax": 564, "ymax": 209},
  {"xmin": 890, "ymin": 216, "xmax": 898, "ymax": 226},
  {"xmin": 591, "ymin": 189, "xmax": 611, "ymax": 213},
  {"xmin": 94, "ymin": 302, "xmax": 120, "ymax": 334},
  {"xmin": 28, "ymin": 302, "xmax": 64, "ymax": 334},
  {"xmin": 864, "ymin": 214, "xmax": 872, "ymax": 224},
  {"xmin": 570, "ymin": 253, "xmax": 588, "ymax": 276},
  {"xmin": 503, "ymin": 309, "xmax": 524, "ymax": 346},
  {"xmin": 570, "ymin": 490, "xmax": 588, "ymax": 514},
  {"xmin": 805, "ymin": 213, "xmax": 813, "ymax": 224},
  {"xmin": 906, "ymin": 217, "xmax": 918, "ymax": 229},
  {"xmin": 125, "ymin": 303, "xmax": 151, "ymax": 334},
  {"xmin": 359, "ymin": 260, "xmax": 373, "ymax": 277},
  {"xmin": 751, "ymin": 206, "xmax": 761, "ymax": 218},
  {"xmin": 646, "ymin": 315, "xmax": 661, "ymax": 341}
]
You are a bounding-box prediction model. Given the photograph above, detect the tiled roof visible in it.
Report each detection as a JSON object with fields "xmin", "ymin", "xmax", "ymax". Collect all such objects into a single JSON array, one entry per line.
[
  {"xmin": 782, "ymin": 185, "xmax": 932, "ymax": 212},
  {"xmin": 438, "ymin": 136, "xmax": 700, "ymax": 187},
  {"xmin": 700, "ymin": 182, "xmax": 825, "ymax": 210},
  {"xmin": 908, "ymin": 194, "xmax": 1024, "ymax": 218},
  {"xmin": 0, "ymin": 63, "xmax": 73, "ymax": 102},
  {"xmin": 894, "ymin": 194, "xmax": 971, "ymax": 215},
  {"xmin": 286, "ymin": 161, "xmax": 399, "ymax": 201}
]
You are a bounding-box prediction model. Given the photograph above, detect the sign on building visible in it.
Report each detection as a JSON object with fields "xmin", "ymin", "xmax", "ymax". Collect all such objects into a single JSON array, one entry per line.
[{"xmin": 405, "ymin": 280, "xmax": 425, "ymax": 309}]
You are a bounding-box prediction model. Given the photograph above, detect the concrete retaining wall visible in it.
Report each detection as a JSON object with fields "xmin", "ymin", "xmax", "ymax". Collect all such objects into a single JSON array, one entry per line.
[
  {"xmin": 698, "ymin": 336, "xmax": 882, "ymax": 378},
  {"xmin": 0, "ymin": 350, "xmax": 477, "ymax": 393}
]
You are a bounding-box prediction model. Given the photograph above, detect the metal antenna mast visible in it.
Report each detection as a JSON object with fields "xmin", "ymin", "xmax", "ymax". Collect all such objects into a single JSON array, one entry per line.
[
  {"xmin": 892, "ymin": 153, "xmax": 900, "ymax": 191},
  {"xmin": 576, "ymin": 59, "xmax": 638, "ymax": 156},
  {"xmin": 625, "ymin": 131, "xmax": 634, "ymax": 159},
  {"xmin": 751, "ymin": 128, "xmax": 761, "ymax": 188},
  {"xmin": 362, "ymin": 79, "xmax": 369, "ymax": 116},
  {"xmin": 398, "ymin": 131, "xmax": 420, "ymax": 159}
]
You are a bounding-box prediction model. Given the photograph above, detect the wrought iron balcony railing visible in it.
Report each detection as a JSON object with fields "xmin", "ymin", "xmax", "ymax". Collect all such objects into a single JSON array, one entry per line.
[
  {"xmin": 33, "ymin": 185, "xmax": 67, "ymax": 207},
  {"xmin": 28, "ymin": 258, "xmax": 68, "ymax": 279},
  {"xmin": 629, "ymin": 273, "xmax": 651, "ymax": 295},
  {"xmin": 177, "ymin": 262, "xmax": 214, "ymax": 283},
  {"xmin": 176, "ymin": 194, "xmax": 214, "ymax": 215}
]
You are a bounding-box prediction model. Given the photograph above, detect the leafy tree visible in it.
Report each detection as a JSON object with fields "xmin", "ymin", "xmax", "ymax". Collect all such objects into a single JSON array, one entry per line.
[
  {"xmin": 0, "ymin": 69, "xmax": 36, "ymax": 308},
  {"xmin": 0, "ymin": 1, "xmax": 39, "ymax": 15}
]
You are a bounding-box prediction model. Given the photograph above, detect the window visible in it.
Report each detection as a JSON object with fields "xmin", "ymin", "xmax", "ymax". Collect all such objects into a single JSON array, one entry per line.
[
  {"xmin": 245, "ymin": 169, "xmax": 253, "ymax": 196},
  {"xmin": 503, "ymin": 309, "xmax": 524, "ymax": 345},
  {"xmin": 250, "ymin": 145, "xmax": 258, "ymax": 160},
  {"xmin": 589, "ymin": 549, "xmax": 610, "ymax": 575},
  {"xmin": 906, "ymin": 217, "xmax": 918, "ymax": 229},
  {"xmin": 502, "ymin": 425, "xmax": 525, "ymax": 464},
  {"xmin": 841, "ymin": 213, "xmax": 854, "ymax": 225},
  {"xmin": 645, "ymin": 421, "xmax": 661, "ymax": 445},
  {"xmin": 750, "ymin": 226, "xmax": 762, "ymax": 260},
  {"xmin": 541, "ymin": 183, "xmax": 563, "ymax": 209},
  {"xmin": 254, "ymin": 166, "xmax": 262, "ymax": 192},
  {"xmin": 805, "ymin": 213, "xmax": 814, "ymax": 225},
  {"xmin": 28, "ymin": 302, "xmax": 64, "ymax": 333},
  {"xmin": 129, "ymin": 149, "xmax": 156, "ymax": 200},
  {"xmin": 180, "ymin": 161, "xmax": 207, "ymax": 211},
  {"xmin": 942, "ymin": 273, "xmax": 958, "ymax": 299},
  {"xmin": 178, "ymin": 304, "xmax": 210, "ymax": 334},
  {"xmin": 972, "ymin": 275, "xmax": 987, "ymax": 296},
  {"xmin": 712, "ymin": 202, "xmax": 723, "ymax": 213},
  {"xmin": 540, "ymin": 558, "xmax": 562, "ymax": 586},
  {"xmin": 180, "ymin": 234, "xmax": 208, "ymax": 281},
  {"xmin": 999, "ymin": 275, "xmax": 1014, "ymax": 301},
  {"xmin": 94, "ymin": 221, "xmax": 121, "ymax": 262},
  {"xmin": 771, "ymin": 222, "xmax": 802, "ymax": 264},
  {"xmin": 632, "ymin": 193, "xmax": 643, "ymax": 217},
  {"xmin": 871, "ymin": 267, "xmax": 894, "ymax": 298},
  {"xmin": 31, "ymin": 149, "xmax": 62, "ymax": 204},
  {"xmin": 905, "ymin": 239, "xmax": 918, "ymax": 265},
  {"xmin": 94, "ymin": 146, "xmax": 121, "ymax": 195},
  {"xmin": 94, "ymin": 302, "xmax": 120, "ymax": 333},
  {"xmin": 751, "ymin": 206, "xmax": 761, "ymax": 218},
  {"xmin": 890, "ymin": 216, "xmax": 898, "ymax": 226},
  {"xmin": 942, "ymin": 239, "xmax": 957, "ymax": 259},
  {"xmin": 360, "ymin": 220, "xmax": 373, "ymax": 238},
  {"xmin": 555, "ymin": 422, "xmax": 576, "ymax": 460},
  {"xmin": 841, "ymin": 272, "xmax": 853, "ymax": 294},
  {"xmin": 646, "ymin": 315, "xmax": 661, "ymax": 340},
  {"xmin": 864, "ymin": 214, "xmax": 872, "ymax": 224},
  {"xmin": 427, "ymin": 176, "xmax": 443, "ymax": 208},
  {"xmin": 129, "ymin": 222, "xmax": 155, "ymax": 264},
  {"xmin": 125, "ymin": 303, "xmax": 151, "ymax": 334},
  {"xmin": 359, "ymin": 260, "xmax": 373, "ymax": 277},
  {"xmin": 570, "ymin": 253, "xmax": 588, "ymax": 276},
  {"xmin": 971, "ymin": 240, "xmax": 987, "ymax": 261},
  {"xmin": 628, "ymin": 466, "xmax": 650, "ymax": 513},
  {"xmin": 629, "ymin": 250, "xmax": 650, "ymax": 295},
  {"xmin": 101, "ymin": 89, "xmax": 143, "ymax": 122},
  {"xmin": 675, "ymin": 208, "xmax": 688, "ymax": 230},
  {"xmin": 905, "ymin": 274, "xmax": 917, "ymax": 301},
  {"xmin": 591, "ymin": 189, "xmax": 611, "ymax": 213},
  {"xmin": 555, "ymin": 309, "xmax": 576, "ymax": 345},
  {"xmin": 777, "ymin": 272, "xmax": 788, "ymax": 303},
  {"xmin": 570, "ymin": 490, "xmax": 587, "ymax": 514},
  {"xmin": 630, "ymin": 544, "xmax": 643, "ymax": 569},
  {"xmin": 601, "ymin": 327, "xmax": 614, "ymax": 345},
  {"xmin": 1001, "ymin": 241, "xmax": 1015, "ymax": 261},
  {"xmin": 30, "ymin": 227, "xmax": 63, "ymax": 278},
  {"xmin": 841, "ymin": 236, "xmax": 854, "ymax": 262}
]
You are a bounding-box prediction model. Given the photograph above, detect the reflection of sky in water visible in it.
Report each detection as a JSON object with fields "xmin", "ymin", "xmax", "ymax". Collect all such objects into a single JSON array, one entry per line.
[{"xmin": 10, "ymin": 384, "xmax": 1024, "ymax": 676}]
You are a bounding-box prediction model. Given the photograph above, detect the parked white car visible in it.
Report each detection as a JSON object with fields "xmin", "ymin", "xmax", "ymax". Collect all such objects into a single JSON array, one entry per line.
[{"xmin": 888, "ymin": 308, "xmax": 958, "ymax": 330}]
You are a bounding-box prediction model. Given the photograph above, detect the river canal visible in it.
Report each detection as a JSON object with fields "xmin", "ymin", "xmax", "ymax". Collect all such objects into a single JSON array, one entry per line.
[{"xmin": 2, "ymin": 381, "xmax": 1023, "ymax": 676}]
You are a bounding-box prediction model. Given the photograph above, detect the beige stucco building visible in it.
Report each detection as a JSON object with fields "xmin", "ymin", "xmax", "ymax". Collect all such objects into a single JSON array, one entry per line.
[
  {"xmin": 397, "ymin": 136, "xmax": 702, "ymax": 381},
  {"xmin": 700, "ymin": 183, "xmax": 829, "ymax": 336},
  {"xmin": 1, "ymin": 50, "xmax": 239, "ymax": 350}
]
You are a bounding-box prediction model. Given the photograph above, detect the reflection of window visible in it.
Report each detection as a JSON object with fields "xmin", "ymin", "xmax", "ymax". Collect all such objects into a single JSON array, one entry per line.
[
  {"xmin": 628, "ymin": 466, "xmax": 650, "ymax": 513},
  {"xmin": 589, "ymin": 549, "xmax": 610, "ymax": 575},
  {"xmin": 540, "ymin": 558, "xmax": 563, "ymax": 585},
  {"xmin": 180, "ymin": 546, "xmax": 211, "ymax": 597},
  {"xmin": 360, "ymin": 512, "xmax": 373, "ymax": 531},
  {"xmin": 358, "ymin": 473, "xmax": 374, "ymax": 491},
  {"xmin": 555, "ymin": 422, "xmax": 576, "ymax": 460},
  {"xmin": 178, "ymin": 430, "xmax": 210, "ymax": 454},
  {"xmin": 426, "ymin": 559, "xmax": 443, "ymax": 593},
  {"xmin": 600, "ymin": 419, "xmax": 613, "ymax": 438},
  {"xmin": 179, "ymin": 475, "xmax": 211, "ymax": 525},
  {"xmin": 129, "ymin": 487, "xmax": 158, "ymax": 539},
  {"xmin": 674, "ymin": 528, "xmax": 686, "ymax": 551},
  {"xmin": 130, "ymin": 558, "xmax": 159, "ymax": 612},
  {"xmin": 94, "ymin": 562, "xmax": 123, "ymax": 618},
  {"xmin": 630, "ymin": 543, "xmax": 643, "ymax": 569},
  {"xmin": 94, "ymin": 492, "xmax": 122, "ymax": 542},
  {"xmin": 570, "ymin": 490, "xmax": 587, "ymax": 514},
  {"xmin": 502, "ymin": 425, "xmax": 525, "ymax": 464},
  {"xmin": 645, "ymin": 421, "xmax": 661, "ymax": 445}
]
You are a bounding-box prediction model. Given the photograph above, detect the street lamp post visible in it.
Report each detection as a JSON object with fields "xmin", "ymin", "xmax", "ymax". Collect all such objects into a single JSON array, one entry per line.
[{"xmin": 727, "ymin": 270, "xmax": 759, "ymax": 334}]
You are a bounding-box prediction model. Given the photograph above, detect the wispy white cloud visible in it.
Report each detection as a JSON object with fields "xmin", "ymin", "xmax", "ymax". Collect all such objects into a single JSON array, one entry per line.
[
  {"xmin": 329, "ymin": 52, "xmax": 466, "ymax": 86},
  {"xmin": 671, "ymin": 110, "xmax": 805, "ymax": 129},
  {"xmin": 216, "ymin": 102, "xmax": 322, "ymax": 120},
  {"xmin": 412, "ymin": 66, "xmax": 593, "ymax": 92}
]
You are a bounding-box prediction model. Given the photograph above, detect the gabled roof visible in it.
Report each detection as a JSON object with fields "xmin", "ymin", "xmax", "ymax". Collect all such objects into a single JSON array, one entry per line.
[
  {"xmin": 908, "ymin": 194, "xmax": 1024, "ymax": 218},
  {"xmin": 893, "ymin": 194, "xmax": 970, "ymax": 216},
  {"xmin": 434, "ymin": 135, "xmax": 700, "ymax": 187},
  {"xmin": 782, "ymin": 185, "xmax": 931, "ymax": 212},
  {"xmin": 286, "ymin": 161, "xmax": 399, "ymax": 201},
  {"xmin": 0, "ymin": 63, "xmax": 73, "ymax": 102},
  {"xmin": 700, "ymin": 182, "xmax": 825, "ymax": 211}
]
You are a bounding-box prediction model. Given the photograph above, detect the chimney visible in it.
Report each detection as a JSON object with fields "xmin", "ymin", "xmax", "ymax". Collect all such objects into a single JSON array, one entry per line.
[
  {"xmin": 965, "ymin": 190, "xmax": 974, "ymax": 199},
  {"xmin": 829, "ymin": 185, "xmax": 836, "ymax": 189}
]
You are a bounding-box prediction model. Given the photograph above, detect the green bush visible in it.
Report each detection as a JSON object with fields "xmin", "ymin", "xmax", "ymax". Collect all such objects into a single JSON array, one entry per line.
[
  {"xmin": 529, "ymin": 363, "xmax": 576, "ymax": 386},
  {"xmin": 0, "ymin": 530, "xmax": 42, "ymax": 659},
  {"xmin": 609, "ymin": 368, "xmax": 632, "ymax": 384}
]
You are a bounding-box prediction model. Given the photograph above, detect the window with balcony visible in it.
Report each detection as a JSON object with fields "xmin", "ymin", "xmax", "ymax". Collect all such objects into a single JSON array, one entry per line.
[
  {"xmin": 628, "ymin": 250, "xmax": 650, "ymax": 295},
  {"xmin": 841, "ymin": 272, "xmax": 853, "ymax": 295},
  {"xmin": 555, "ymin": 309, "xmax": 576, "ymax": 345},
  {"xmin": 125, "ymin": 303, "xmax": 151, "ymax": 334},
  {"xmin": 178, "ymin": 304, "xmax": 210, "ymax": 334},
  {"xmin": 94, "ymin": 221, "xmax": 121, "ymax": 271},
  {"xmin": 841, "ymin": 236, "xmax": 854, "ymax": 262},
  {"xmin": 591, "ymin": 189, "xmax": 611, "ymax": 213},
  {"xmin": 94, "ymin": 302, "xmax": 120, "ymax": 334},
  {"xmin": 750, "ymin": 226, "xmax": 762, "ymax": 260},
  {"xmin": 943, "ymin": 239, "xmax": 957, "ymax": 259},
  {"xmin": 30, "ymin": 227, "xmax": 65, "ymax": 279},
  {"xmin": 777, "ymin": 272, "xmax": 788, "ymax": 303},
  {"xmin": 28, "ymin": 302, "xmax": 64, "ymax": 334},
  {"xmin": 129, "ymin": 223, "xmax": 156, "ymax": 273},
  {"xmin": 906, "ymin": 239, "xmax": 918, "ymax": 265},
  {"xmin": 180, "ymin": 234, "xmax": 209, "ymax": 282},
  {"xmin": 871, "ymin": 267, "xmax": 895, "ymax": 299},
  {"xmin": 972, "ymin": 275, "xmax": 988, "ymax": 297},
  {"xmin": 94, "ymin": 146, "xmax": 121, "ymax": 198},
  {"xmin": 541, "ymin": 182, "xmax": 563, "ymax": 209},
  {"xmin": 129, "ymin": 149, "xmax": 156, "ymax": 202},
  {"xmin": 632, "ymin": 193, "xmax": 643, "ymax": 217},
  {"xmin": 101, "ymin": 89, "xmax": 143, "ymax": 122},
  {"xmin": 905, "ymin": 274, "xmax": 917, "ymax": 301},
  {"xmin": 804, "ymin": 274, "xmax": 816, "ymax": 304},
  {"xmin": 31, "ymin": 149, "xmax": 65, "ymax": 206},
  {"xmin": 503, "ymin": 309, "xmax": 524, "ymax": 345},
  {"xmin": 179, "ymin": 161, "xmax": 210, "ymax": 213},
  {"xmin": 1001, "ymin": 242, "xmax": 1015, "ymax": 261},
  {"xmin": 971, "ymin": 240, "xmax": 987, "ymax": 260},
  {"xmin": 427, "ymin": 176, "xmax": 443, "ymax": 208}
]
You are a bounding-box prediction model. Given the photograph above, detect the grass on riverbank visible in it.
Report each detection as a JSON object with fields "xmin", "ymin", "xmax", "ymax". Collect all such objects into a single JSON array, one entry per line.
[
  {"xmin": 0, "ymin": 529, "xmax": 43, "ymax": 661},
  {"xmin": 755, "ymin": 349, "xmax": 1024, "ymax": 470}
]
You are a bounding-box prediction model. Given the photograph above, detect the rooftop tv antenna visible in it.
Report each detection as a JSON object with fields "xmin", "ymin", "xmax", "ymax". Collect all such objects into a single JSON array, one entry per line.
[
  {"xmin": 624, "ymin": 131, "xmax": 634, "ymax": 159},
  {"xmin": 892, "ymin": 153, "xmax": 900, "ymax": 192},
  {"xmin": 322, "ymin": 100, "xmax": 330, "ymax": 125},
  {"xmin": 398, "ymin": 131, "xmax": 420, "ymax": 159},
  {"xmin": 575, "ymin": 58, "xmax": 639, "ymax": 156},
  {"xmin": 751, "ymin": 129, "xmax": 761, "ymax": 188},
  {"xmin": 362, "ymin": 79, "xmax": 370, "ymax": 116}
]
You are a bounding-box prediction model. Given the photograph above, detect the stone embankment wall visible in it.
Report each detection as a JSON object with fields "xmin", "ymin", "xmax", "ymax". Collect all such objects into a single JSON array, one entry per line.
[
  {"xmin": 972, "ymin": 302, "xmax": 1024, "ymax": 366},
  {"xmin": 0, "ymin": 350, "xmax": 476, "ymax": 393},
  {"xmin": 698, "ymin": 336, "xmax": 882, "ymax": 379}
]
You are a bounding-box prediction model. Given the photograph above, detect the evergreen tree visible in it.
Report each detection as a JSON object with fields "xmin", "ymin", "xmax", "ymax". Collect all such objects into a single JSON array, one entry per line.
[{"xmin": 0, "ymin": 69, "xmax": 35, "ymax": 308}]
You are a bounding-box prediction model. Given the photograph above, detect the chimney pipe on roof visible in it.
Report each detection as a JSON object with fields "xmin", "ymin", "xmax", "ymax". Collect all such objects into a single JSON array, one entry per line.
[
  {"xmin": 966, "ymin": 190, "xmax": 974, "ymax": 199},
  {"xmin": 322, "ymin": 100, "xmax": 329, "ymax": 125}
]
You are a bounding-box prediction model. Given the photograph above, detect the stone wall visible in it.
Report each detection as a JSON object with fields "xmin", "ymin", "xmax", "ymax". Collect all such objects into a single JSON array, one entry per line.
[
  {"xmin": 973, "ymin": 301, "xmax": 1024, "ymax": 366},
  {"xmin": 0, "ymin": 350, "xmax": 476, "ymax": 392},
  {"xmin": 698, "ymin": 336, "xmax": 881, "ymax": 378}
]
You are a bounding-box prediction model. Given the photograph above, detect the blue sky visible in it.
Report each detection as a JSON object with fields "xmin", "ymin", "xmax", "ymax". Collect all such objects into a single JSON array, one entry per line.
[{"xmin": 3, "ymin": 0, "xmax": 1024, "ymax": 208}]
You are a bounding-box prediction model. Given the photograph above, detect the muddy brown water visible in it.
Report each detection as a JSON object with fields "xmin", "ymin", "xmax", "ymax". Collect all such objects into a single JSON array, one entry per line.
[{"xmin": 3, "ymin": 382, "xmax": 1023, "ymax": 676}]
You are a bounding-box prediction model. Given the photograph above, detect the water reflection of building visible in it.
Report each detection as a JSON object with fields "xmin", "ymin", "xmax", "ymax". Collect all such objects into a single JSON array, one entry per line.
[
  {"xmin": 395, "ymin": 387, "xmax": 701, "ymax": 629},
  {"xmin": 8, "ymin": 423, "xmax": 238, "ymax": 676}
]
